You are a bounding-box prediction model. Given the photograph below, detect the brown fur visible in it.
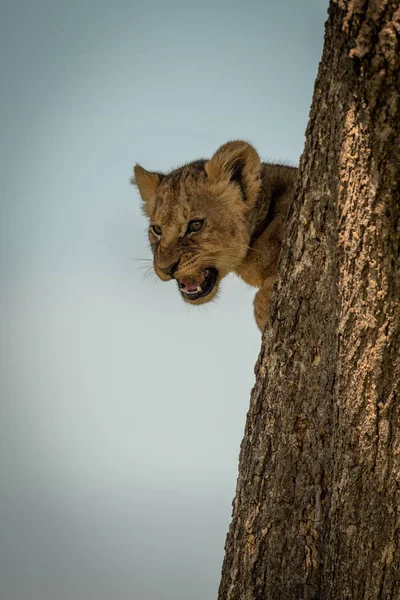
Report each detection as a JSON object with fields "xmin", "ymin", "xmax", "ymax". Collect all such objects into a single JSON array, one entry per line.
[{"xmin": 133, "ymin": 141, "xmax": 297, "ymax": 332}]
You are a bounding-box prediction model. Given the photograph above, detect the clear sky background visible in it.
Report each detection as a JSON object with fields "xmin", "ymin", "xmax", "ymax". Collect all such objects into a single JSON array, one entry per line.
[{"xmin": 0, "ymin": 1, "xmax": 326, "ymax": 599}]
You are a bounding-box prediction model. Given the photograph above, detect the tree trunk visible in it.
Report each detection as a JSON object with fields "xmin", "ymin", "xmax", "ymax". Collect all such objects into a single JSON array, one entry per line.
[{"xmin": 218, "ymin": 1, "xmax": 400, "ymax": 599}]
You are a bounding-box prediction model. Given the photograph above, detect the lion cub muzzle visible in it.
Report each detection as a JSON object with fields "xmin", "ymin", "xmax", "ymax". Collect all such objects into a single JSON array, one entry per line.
[{"xmin": 157, "ymin": 259, "xmax": 180, "ymax": 278}]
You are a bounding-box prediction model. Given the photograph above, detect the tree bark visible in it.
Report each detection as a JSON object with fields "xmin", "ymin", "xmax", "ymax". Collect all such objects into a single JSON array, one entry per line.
[{"xmin": 218, "ymin": 1, "xmax": 400, "ymax": 599}]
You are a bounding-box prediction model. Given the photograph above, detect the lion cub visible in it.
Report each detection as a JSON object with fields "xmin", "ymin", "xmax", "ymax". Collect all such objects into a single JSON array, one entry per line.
[{"xmin": 133, "ymin": 141, "xmax": 297, "ymax": 332}]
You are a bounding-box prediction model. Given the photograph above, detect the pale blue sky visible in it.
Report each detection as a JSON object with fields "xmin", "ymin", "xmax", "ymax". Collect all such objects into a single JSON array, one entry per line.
[{"xmin": 0, "ymin": 1, "xmax": 326, "ymax": 599}]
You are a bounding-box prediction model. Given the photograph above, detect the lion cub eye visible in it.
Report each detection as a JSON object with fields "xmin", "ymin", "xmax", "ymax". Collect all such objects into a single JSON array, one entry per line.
[
  {"xmin": 187, "ymin": 219, "xmax": 204, "ymax": 234},
  {"xmin": 151, "ymin": 224, "xmax": 162, "ymax": 236}
]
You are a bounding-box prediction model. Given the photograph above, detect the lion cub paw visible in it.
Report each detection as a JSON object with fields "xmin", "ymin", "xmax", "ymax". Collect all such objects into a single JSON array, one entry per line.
[{"xmin": 253, "ymin": 275, "xmax": 276, "ymax": 333}]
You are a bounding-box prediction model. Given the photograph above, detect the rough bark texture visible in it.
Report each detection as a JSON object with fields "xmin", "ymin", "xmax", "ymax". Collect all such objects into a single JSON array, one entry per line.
[{"xmin": 218, "ymin": 1, "xmax": 400, "ymax": 599}]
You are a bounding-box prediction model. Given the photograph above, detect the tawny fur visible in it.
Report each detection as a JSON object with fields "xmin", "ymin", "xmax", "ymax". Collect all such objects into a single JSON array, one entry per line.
[{"xmin": 133, "ymin": 141, "xmax": 297, "ymax": 332}]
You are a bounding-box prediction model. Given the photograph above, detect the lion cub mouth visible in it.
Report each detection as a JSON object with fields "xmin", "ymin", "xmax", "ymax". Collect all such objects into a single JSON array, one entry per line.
[{"xmin": 177, "ymin": 268, "xmax": 218, "ymax": 301}]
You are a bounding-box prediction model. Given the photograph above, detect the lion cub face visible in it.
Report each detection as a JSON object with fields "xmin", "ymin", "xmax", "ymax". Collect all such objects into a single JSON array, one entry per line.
[{"xmin": 133, "ymin": 141, "xmax": 261, "ymax": 305}]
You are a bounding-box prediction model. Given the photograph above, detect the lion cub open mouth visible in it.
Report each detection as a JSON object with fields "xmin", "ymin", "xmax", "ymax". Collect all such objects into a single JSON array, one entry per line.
[{"xmin": 177, "ymin": 268, "xmax": 218, "ymax": 301}]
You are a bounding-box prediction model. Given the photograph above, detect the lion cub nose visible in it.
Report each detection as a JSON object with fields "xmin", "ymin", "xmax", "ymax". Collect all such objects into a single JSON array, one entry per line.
[{"xmin": 158, "ymin": 259, "xmax": 180, "ymax": 278}]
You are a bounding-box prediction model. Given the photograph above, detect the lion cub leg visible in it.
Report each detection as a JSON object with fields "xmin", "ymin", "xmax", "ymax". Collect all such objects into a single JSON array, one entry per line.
[{"xmin": 253, "ymin": 274, "xmax": 276, "ymax": 332}]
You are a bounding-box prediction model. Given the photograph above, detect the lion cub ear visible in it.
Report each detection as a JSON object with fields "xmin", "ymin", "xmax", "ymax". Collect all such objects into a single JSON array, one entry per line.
[
  {"xmin": 132, "ymin": 165, "xmax": 163, "ymax": 217},
  {"xmin": 205, "ymin": 141, "xmax": 261, "ymax": 206}
]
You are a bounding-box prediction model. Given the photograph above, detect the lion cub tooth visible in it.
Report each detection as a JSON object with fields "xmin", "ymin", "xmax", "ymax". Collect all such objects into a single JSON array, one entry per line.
[{"xmin": 197, "ymin": 286, "xmax": 202, "ymax": 292}]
